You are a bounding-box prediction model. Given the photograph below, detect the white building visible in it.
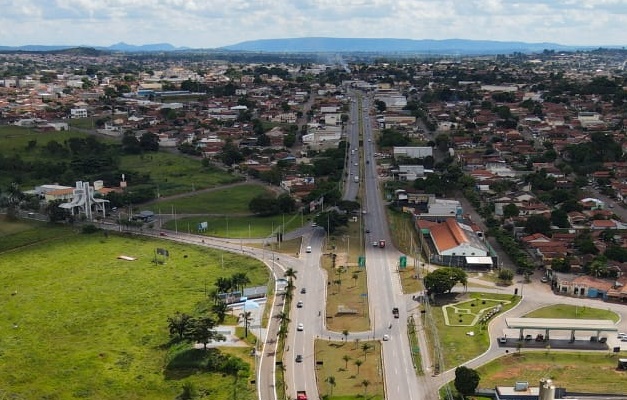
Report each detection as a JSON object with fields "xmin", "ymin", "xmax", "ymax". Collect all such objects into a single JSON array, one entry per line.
[
  {"xmin": 70, "ymin": 108, "xmax": 88, "ymax": 118},
  {"xmin": 393, "ymin": 146, "xmax": 433, "ymax": 159}
]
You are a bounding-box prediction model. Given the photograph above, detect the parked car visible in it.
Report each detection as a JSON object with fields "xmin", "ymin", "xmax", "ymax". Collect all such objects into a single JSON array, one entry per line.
[
  {"xmin": 540, "ymin": 276, "xmax": 548, "ymax": 283},
  {"xmin": 535, "ymin": 334, "xmax": 544, "ymax": 341},
  {"xmin": 498, "ymin": 337, "xmax": 507, "ymax": 344},
  {"xmin": 525, "ymin": 334, "xmax": 533, "ymax": 341}
]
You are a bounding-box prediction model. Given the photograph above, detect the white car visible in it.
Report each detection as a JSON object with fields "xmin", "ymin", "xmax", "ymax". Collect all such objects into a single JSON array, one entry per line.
[
  {"xmin": 382, "ymin": 334, "xmax": 389, "ymax": 341},
  {"xmin": 306, "ymin": 246, "xmax": 312, "ymax": 253},
  {"xmin": 498, "ymin": 337, "xmax": 507, "ymax": 344},
  {"xmin": 297, "ymin": 300, "xmax": 303, "ymax": 308},
  {"xmin": 297, "ymin": 323, "xmax": 304, "ymax": 331}
]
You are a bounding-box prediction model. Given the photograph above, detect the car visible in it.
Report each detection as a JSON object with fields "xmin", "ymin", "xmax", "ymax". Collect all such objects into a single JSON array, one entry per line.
[
  {"xmin": 540, "ymin": 276, "xmax": 548, "ymax": 283},
  {"xmin": 621, "ymin": 337, "xmax": 627, "ymax": 342},
  {"xmin": 297, "ymin": 300, "xmax": 303, "ymax": 308},
  {"xmin": 297, "ymin": 323, "xmax": 304, "ymax": 331},
  {"xmin": 366, "ymin": 160, "xmax": 370, "ymax": 164},
  {"xmin": 525, "ymin": 334, "xmax": 533, "ymax": 341},
  {"xmin": 535, "ymin": 334, "xmax": 544, "ymax": 341},
  {"xmin": 618, "ymin": 332, "xmax": 627, "ymax": 338},
  {"xmin": 306, "ymin": 246, "xmax": 312, "ymax": 253},
  {"xmin": 159, "ymin": 232, "xmax": 167, "ymax": 236},
  {"xmin": 365, "ymin": 229, "xmax": 370, "ymax": 233},
  {"xmin": 382, "ymin": 334, "xmax": 390, "ymax": 341},
  {"xmin": 311, "ymin": 222, "xmax": 317, "ymax": 227},
  {"xmin": 392, "ymin": 307, "xmax": 399, "ymax": 318},
  {"xmin": 300, "ymin": 287, "xmax": 307, "ymax": 294},
  {"xmin": 372, "ymin": 241, "xmax": 378, "ymax": 247},
  {"xmin": 498, "ymin": 337, "xmax": 507, "ymax": 344},
  {"xmin": 295, "ymin": 354, "xmax": 303, "ymax": 362},
  {"xmin": 354, "ymin": 163, "xmax": 358, "ymax": 166}
]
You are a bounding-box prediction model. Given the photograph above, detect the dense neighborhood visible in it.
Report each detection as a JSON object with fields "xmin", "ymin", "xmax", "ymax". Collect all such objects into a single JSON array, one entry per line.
[{"xmin": 1, "ymin": 47, "xmax": 627, "ymax": 399}]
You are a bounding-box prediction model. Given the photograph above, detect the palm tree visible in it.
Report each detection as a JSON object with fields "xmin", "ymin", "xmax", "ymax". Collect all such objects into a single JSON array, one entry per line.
[
  {"xmin": 342, "ymin": 329, "xmax": 349, "ymax": 341},
  {"xmin": 354, "ymin": 359, "xmax": 363, "ymax": 374},
  {"xmin": 208, "ymin": 288, "xmax": 221, "ymax": 304},
  {"xmin": 284, "ymin": 267, "xmax": 298, "ymax": 282},
  {"xmin": 325, "ymin": 376, "xmax": 336, "ymax": 397},
  {"xmin": 239, "ymin": 311, "xmax": 253, "ymax": 337},
  {"xmin": 361, "ymin": 342, "xmax": 372, "ymax": 359},
  {"xmin": 215, "ymin": 276, "xmax": 232, "ymax": 294},
  {"xmin": 361, "ymin": 379, "xmax": 370, "ymax": 396},
  {"xmin": 277, "ymin": 324, "xmax": 288, "ymax": 342},
  {"xmin": 342, "ymin": 355, "xmax": 351, "ymax": 369},
  {"xmin": 354, "ymin": 338, "xmax": 360, "ymax": 350},
  {"xmin": 275, "ymin": 311, "xmax": 290, "ymax": 327},
  {"xmin": 232, "ymin": 272, "xmax": 250, "ymax": 293},
  {"xmin": 212, "ymin": 301, "xmax": 228, "ymax": 323},
  {"xmin": 352, "ymin": 272, "xmax": 359, "ymax": 287}
]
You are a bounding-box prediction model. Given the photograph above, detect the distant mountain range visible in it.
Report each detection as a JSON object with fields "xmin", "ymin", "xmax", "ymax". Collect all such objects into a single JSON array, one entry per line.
[
  {"xmin": 0, "ymin": 42, "xmax": 186, "ymax": 53},
  {"xmin": 0, "ymin": 38, "xmax": 614, "ymax": 55},
  {"xmin": 220, "ymin": 37, "xmax": 599, "ymax": 55}
]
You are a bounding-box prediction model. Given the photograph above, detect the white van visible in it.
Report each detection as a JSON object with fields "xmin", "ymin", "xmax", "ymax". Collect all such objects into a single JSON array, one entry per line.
[{"xmin": 306, "ymin": 246, "xmax": 312, "ymax": 253}]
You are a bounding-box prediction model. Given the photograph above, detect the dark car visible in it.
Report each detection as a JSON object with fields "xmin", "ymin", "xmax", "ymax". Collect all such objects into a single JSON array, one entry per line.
[
  {"xmin": 295, "ymin": 354, "xmax": 303, "ymax": 363},
  {"xmin": 300, "ymin": 288, "xmax": 306, "ymax": 294}
]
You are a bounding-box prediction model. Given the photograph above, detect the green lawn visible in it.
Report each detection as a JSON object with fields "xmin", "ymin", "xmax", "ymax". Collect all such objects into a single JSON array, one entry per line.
[
  {"xmin": 163, "ymin": 214, "xmax": 305, "ymax": 239},
  {"xmin": 0, "ymin": 229, "xmax": 268, "ymax": 399},
  {"xmin": 429, "ymin": 293, "xmax": 520, "ymax": 368},
  {"xmin": 315, "ymin": 340, "xmax": 384, "ymax": 400},
  {"xmin": 150, "ymin": 184, "xmax": 271, "ymax": 215},
  {"xmin": 0, "ymin": 216, "xmax": 75, "ymax": 252},
  {"xmin": 524, "ymin": 304, "xmax": 620, "ymax": 322},
  {"xmin": 476, "ymin": 352, "xmax": 627, "ymax": 394},
  {"xmin": 0, "ymin": 126, "xmax": 92, "ymax": 162},
  {"xmin": 120, "ymin": 152, "xmax": 240, "ymax": 197}
]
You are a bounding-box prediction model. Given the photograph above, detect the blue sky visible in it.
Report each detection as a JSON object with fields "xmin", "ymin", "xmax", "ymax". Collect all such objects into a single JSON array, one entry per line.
[{"xmin": 0, "ymin": 0, "xmax": 625, "ymax": 48}]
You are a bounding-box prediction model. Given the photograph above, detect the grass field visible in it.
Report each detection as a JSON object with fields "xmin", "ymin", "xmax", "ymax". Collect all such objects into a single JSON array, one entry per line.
[
  {"xmin": 323, "ymin": 221, "xmax": 371, "ymax": 332},
  {"xmin": 151, "ymin": 184, "xmax": 273, "ymax": 215},
  {"xmin": 386, "ymin": 208, "xmax": 423, "ymax": 294},
  {"xmin": 429, "ymin": 293, "xmax": 520, "ymax": 368},
  {"xmin": 315, "ymin": 339, "xmax": 384, "ymax": 400},
  {"xmin": 120, "ymin": 152, "xmax": 241, "ymax": 197},
  {"xmin": 0, "ymin": 216, "xmax": 75, "ymax": 252},
  {"xmin": 524, "ymin": 304, "xmax": 620, "ymax": 322},
  {"xmin": 0, "ymin": 228, "xmax": 268, "ymax": 399},
  {"xmin": 0, "ymin": 126, "xmax": 93, "ymax": 162},
  {"xmin": 476, "ymin": 352, "xmax": 627, "ymax": 394},
  {"xmin": 163, "ymin": 213, "xmax": 305, "ymax": 239}
]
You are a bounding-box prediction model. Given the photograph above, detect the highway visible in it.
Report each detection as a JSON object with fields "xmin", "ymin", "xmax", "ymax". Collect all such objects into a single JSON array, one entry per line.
[{"xmin": 357, "ymin": 94, "xmax": 433, "ymax": 400}]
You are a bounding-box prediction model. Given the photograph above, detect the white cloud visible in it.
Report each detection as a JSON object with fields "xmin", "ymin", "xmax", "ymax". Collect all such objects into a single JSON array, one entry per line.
[{"xmin": 0, "ymin": 0, "xmax": 623, "ymax": 47}]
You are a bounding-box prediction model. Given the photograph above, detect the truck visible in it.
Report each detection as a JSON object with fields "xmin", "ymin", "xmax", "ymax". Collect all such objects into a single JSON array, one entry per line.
[
  {"xmin": 378, "ymin": 240, "xmax": 386, "ymax": 248},
  {"xmin": 354, "ymin": 175, "xmax": 359, "ymax": 183},
  {"xmin": 296, "ymin": 391, "xmax": 308, "ymax": 400}
]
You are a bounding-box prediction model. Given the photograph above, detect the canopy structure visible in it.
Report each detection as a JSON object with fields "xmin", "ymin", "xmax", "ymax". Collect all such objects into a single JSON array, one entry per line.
[
  {"xmin": 465, "ymin": 256, "xmax": 493, "ymax": 266},
  {"xmin": 506, "ymin": 318, "xmax": 617, "ymax": 341}
]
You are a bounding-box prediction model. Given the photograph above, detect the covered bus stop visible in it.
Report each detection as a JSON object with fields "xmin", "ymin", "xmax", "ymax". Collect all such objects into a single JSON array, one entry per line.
[{"xmin": 505, "ymin": 318, "xmax": 617, "ymax": 343}]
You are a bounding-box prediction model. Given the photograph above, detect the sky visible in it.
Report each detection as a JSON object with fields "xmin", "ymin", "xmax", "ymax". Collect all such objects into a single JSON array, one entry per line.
[{"xmin": 0, "ymin": 0, "xmax": 625, "ymax": 48}]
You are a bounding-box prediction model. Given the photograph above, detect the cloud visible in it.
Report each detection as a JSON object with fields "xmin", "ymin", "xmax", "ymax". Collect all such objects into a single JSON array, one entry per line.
[{"xmin": 0, "ymin": 0, "xmax": 624, "ymax": 47}]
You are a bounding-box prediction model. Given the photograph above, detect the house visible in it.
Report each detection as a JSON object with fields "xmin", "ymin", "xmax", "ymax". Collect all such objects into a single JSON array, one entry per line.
[{"xmin": 417, "ymin": 218, "xmax": 491, "ymax": 268}]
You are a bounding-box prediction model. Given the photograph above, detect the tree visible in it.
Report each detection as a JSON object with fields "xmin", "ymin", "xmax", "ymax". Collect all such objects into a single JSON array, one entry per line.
[
  {"xmin": 497, "ymin": 269, "xmax": 514, "ymax": 284},
  {"xmin": 212, "ymin": 301, "xmax": 228, "ymax": 323},
  {"xmin": 189, "ymin": 316, "xmax": 223, "ymax": 350},
  {"xmin": 167, "ymin": 312, "xmax": 194, "ymax": 340},
  {"xmin": 524, "ymin": 214, "xmax": 551, "ymax": 235},
  {"xmin": 121, "ymin": 132, "xmax": 141, "ymax": 154},
  {"xmin": 231, "ymin": 272, "xmax": 250, "ymax": 293},
  {"xmin": 502, "ymin": 203, "xmax": 520, "ymax": 219},
  {"xmin": 284, "ymin": 267, "xmax": 298, "ymax": 283},
  {"xmin": 551, "ymin": 209, "xmax": 570, "ymax": 228},
  {"xmin": 354, "ymin": 359, "xmax": 363, "ymax": 374},
  {"xmin": 361, "ymin": 342, "xmax": 372, "ymax": 359},
  {"xmin": 342, "ymin": 329, "xmax": 349, "ymax": 341},
  {"xmin": 325, "ymin": 376, "xmax": 336, "ymax": 397},
  {"xmin": 454, "ymin": 366, "xmax": 480, "ymax": 398},
  {"xmin": 138, "ymin": 132, "xmax": 160, "ymax": 152},
  {"xmin": 239, "ymin": 311, "xmax": 253, "ymax": 337},
  {"xmin": 248, "ymin": 194, "xmax": 280, "ymax": 216},
  {"xmin": 361, "ymin": 379, "xmax": 370, "ymax": 396},
  {"xmin": 342, "ymin": 355, "xmax": 351, "ymax": 369},
  {"xmin": 314, "ymin": 210, "xmax": 349, "ymax": 234},
  {"xmin": 424, "ymin": 267, "xmax": 468, "ymax": 295},
  {"xmin": 219, "ymin": 140, "xmax": 244, "ymax": 166}
]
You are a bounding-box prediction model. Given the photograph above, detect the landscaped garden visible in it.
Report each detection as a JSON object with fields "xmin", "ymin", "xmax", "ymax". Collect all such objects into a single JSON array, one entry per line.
[
  {"xmin": 315, "ymin": 339, "xmax": 384, "ymax": 400},
  {"xmin": 524, "ymin": 304, "xmax": 620, "ymax": 322},
  {"xmin": 428, "ymin": 292, "xmax": 520, "ymax": 368},
  {"xmin": 0, "ymin": 225, "xmax": 268, "ymax": 399}
]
